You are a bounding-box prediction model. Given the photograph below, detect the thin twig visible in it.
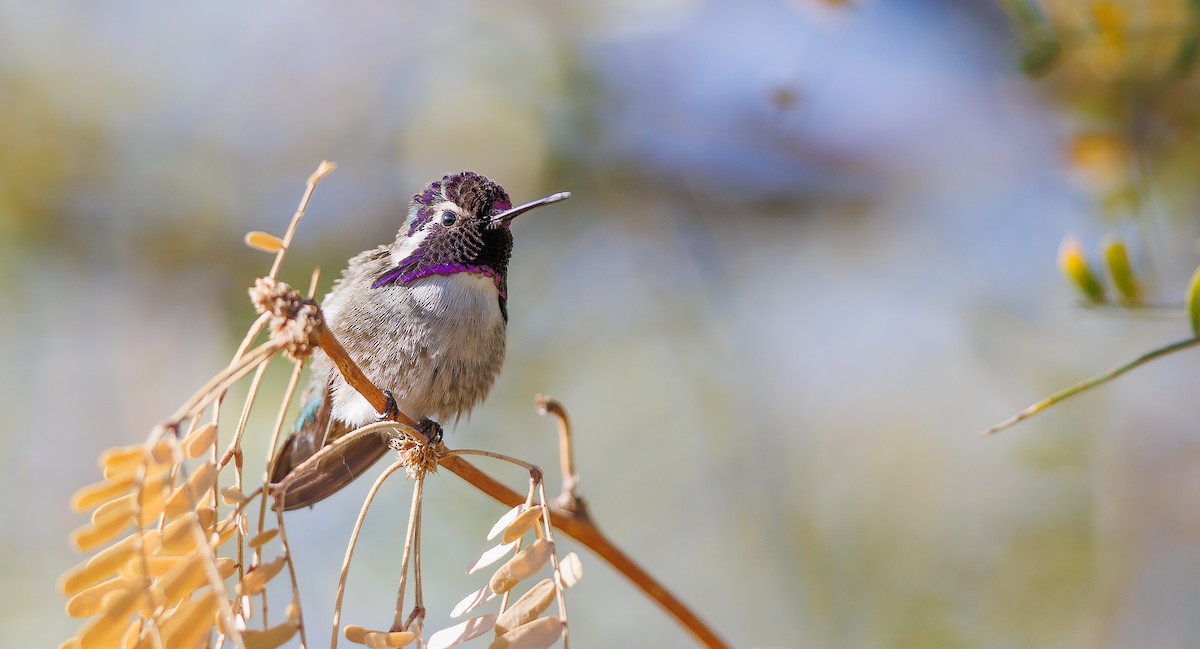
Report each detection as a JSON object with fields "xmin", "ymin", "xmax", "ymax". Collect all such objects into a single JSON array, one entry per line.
[
  {"xmin": 446, "ymin": 448, "xmax": 542, "ymax": 475},
  {"xmin": 270, "ymin": 161, "xmax": 336, "ymax": 280},
  {"xmin": 330, "ymin": 459, "xmax": 407, "ymax": 649},
  {"xmin": 536, "ymin": 394, "xmax": 586, "ymax": 517},
  {"xmin": 392, "ymin": 472, "xmax": 425, "ymax": 632},
  {"xmin": 980, "ymin": 335, "xmax": 1200, "ymax": 436}
]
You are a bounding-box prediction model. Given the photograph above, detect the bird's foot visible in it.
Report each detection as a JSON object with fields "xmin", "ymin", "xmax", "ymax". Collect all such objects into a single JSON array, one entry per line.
[
  {"xmin": 375, "ymin": 390, "xmax": 400, "ymax": 422},
  {"xmin": 418, "ymin": 419, "xmax": 444, "ymax": 445}
]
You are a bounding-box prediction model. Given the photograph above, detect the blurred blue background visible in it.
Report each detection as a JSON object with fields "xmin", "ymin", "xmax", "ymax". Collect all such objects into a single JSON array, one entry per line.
[{"xmin": 9, "ymin": 0, "xmax": 1200, "ymax": 647}]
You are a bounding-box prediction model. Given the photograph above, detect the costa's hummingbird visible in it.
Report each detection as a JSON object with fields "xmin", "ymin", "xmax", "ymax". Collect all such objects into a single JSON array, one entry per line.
[{"xmin": 269, "ymin": 171, "xmax": 570, "ymax": 510}]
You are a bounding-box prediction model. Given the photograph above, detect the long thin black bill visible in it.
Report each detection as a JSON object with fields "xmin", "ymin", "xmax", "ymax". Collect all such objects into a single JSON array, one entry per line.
[{"xmin": 492, "ymin": 191, "xmax": 571, "ymax": 225}]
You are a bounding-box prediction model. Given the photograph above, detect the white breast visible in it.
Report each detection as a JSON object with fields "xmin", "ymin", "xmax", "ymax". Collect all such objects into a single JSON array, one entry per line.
[{"xmin": 328, "ymin": 272, "xmax": 507, "ymax": 427}]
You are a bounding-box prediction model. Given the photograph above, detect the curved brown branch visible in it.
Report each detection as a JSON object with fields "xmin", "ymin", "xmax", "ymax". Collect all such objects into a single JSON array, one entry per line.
[{"xmin": 438, "ymin": 455, "xmax": 728, "ymax": 649}]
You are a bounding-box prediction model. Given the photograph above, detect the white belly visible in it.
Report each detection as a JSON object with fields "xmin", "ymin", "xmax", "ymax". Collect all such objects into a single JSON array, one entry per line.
[{"xmin": 324, "ymin": 272, "xmax": 508, "ymax": 427}]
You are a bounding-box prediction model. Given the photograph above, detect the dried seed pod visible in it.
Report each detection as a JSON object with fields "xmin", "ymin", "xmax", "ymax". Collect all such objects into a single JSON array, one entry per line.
[
  {"xmin": 241, "ymin": 556, "xmax": 287, "ymax": 596},
  {"xmin": 494, "ymin": 579, "xmax": 555, "ymax": 635},
  {"xmin": 245, "ymin": 231, "xmax": 286, "ymax": 253},
  {"xmin": 66, "ymin": 576, "xmax": 134, "ymax": 618},
  {"xmin": 487, "ymin": 617, "xmax": 564, "ymax": 649},
  {"xmin": 344, "ymin": 625, "xmax": 417, "ymax": 647},
  {"xmin": 487, "ymin": 505, "xmax": 525, "ymax": 541},
  {"xmin": 61, "ymin": 531, "xmax": 161, "ymax": 596},
  {"xmin": 157, "ymin": 589, "xmax": 221, "ymax": 649},
  {"xmin": 71, "ymin": 474, "xmax": 137, "ymax": 513},
  {"xmin": 500, "ymin": 507, "xmax": 543, "ymax": 544},
  {"xmin": 248, "ymin": 529, "xmax": 279, "ymax": 549},
  {"xmin": 76, "ymin": 588, "xmax": 140, "ymax": 649},
  {"xmin": 489, "ymin": 539, "xmax": 552, "ymax": 595},
  {"xmin": 451, "ymin": 584, "xmax": 496, "ymax": 618},
  {"xmin": 466, "ymin": 540, "xmax": 518, "ymax": 575},
  {"xmin": 163, "ymin": 461, "xmax": 217, "ymax": 518},
  {"xmin": 427, "ymin": 614, "xmax": 497, "ymax": 649},
  {"xmin": 241, "ymin": 616, "xmax": 300, "ymax": 649},
  {"xmin": 555, "ymin": 552, "xmax": 583, "ymax": 589},
  {"xmin": 159, "ymin": 554, "xmax": 209, "ymax": 606},
  {"xmin": 182, "ymin": 423, "xmax": 218, "ymax": 459},
  {"xmin": 71, "ymin": 510, "xmax": 132, "ymax": 552}
]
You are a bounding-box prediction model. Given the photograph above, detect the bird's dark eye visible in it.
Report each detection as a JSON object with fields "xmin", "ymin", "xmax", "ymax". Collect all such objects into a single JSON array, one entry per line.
[{"xmin": 440, "ymin": 211, "xmax": 457, "ymax": 226}]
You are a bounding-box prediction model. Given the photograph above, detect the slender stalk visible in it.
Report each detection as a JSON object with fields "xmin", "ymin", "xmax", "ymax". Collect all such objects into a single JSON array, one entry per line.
[
  {"xmin": 980, "ymin": 335, "xmax": 1200, "ymax": 436},
  {"xmin": 269, "ymin": 161, "xmax": 336, "ymax": 280},
  {"xmin": 330, "ymin": 460, "xmax": 407, "ymax": 649},
  {"xmin": 392, "ymin": 472, "xmax": 425, "ymax": 631}
]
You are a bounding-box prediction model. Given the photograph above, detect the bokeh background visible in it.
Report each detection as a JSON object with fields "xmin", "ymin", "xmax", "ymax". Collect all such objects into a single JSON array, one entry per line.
[{"xmin": 8, "ymin": 0, "xmax": 1200, "ymax": 647}]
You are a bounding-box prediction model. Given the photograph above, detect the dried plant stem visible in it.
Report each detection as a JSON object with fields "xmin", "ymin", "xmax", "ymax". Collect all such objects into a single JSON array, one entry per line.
[
  {"xmin": 537, "ymin": 481, "xmax": 570, "ymax": 649},
  {"xmin": 392, "ymin": 472, "xmax": 425, "ymax": 632},
  {"xmin": 330, "ymin": 459, "xmax": 407, "ymax": 649},
  {"xmin": 536, "ymin": 394, "xmax": 586, "ymax": 516},
  {"xmin": 167, "ymin": 340, "xmax": 283, "ymax": 427},
  {"xmin": 447, "ymin": 448, "xmax": 542, "ymax": 475},
  {"xmin": 269, "ymin": 161, "xmax": 336, "ymax": 280},
  {"xmin": 438, "ymin": 455, "xmax": 729, "ymax": 649},
  {"xmin": 274, "ymin": 504, "xmax": 308, "ymax": 649},
  {"xmin": 980, "ymin": 335, "xmax": 1200, "ymax": 436}
]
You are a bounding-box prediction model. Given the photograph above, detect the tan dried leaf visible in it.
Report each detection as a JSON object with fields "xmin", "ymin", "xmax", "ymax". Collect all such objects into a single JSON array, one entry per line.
[
  {"xmin": 489, "ymin": 539, "xmax": 553, "ymax": 595},
  {"xmin": 221, "ymin": 486, "xmax": 246, "ymax": 505},
  {"xmin": 98, "ymin": 445, "xmax": 150, "ymax": 475},
  {"xmin": 210, "ymin": 513, "xmax": 241, "ymax": 548},
  {"xmin": 148, "ymin": 439, "xmax": 174, "ymax": 464},
  {"xmin": 135, "ymin": 473, "xmax": 170, "ymax": 526},
  {"xmin": 242, "ymin": 616, "xmax": 300, "ymax": 649},
  {"xmin": 120, "ymin": 554, "xmax": 181, "ymax": 580},
  {"xmin": 487, "ymin": 505, "xmax": 525, "ymax": 541},
  {"xmin": 556, "ymin": 552, "xmax": 583, "ymax": 589},
  {"xmin": 450, "ymin": 584, "xmax": 496, "ymax": 618},
  {"xmin": 500, "ymin": 507, "xmax": 544, "ymax": 544},
  {"xmin": 160, "ymin": 511, "xmax": 207, "ymax": 554},
  {"xmin": 71, "ymin": 510, "xmax": 131, "ymax": 552},
  {"xmin": 77, "ymin": 588, "xmax": 140, "ymax": 649},
  {"xmin": 466, "ymin": 540, "xmax": 518, "ymax": 575},
  {"xmin": 427, "ymin": 614, "xmax": 496, "ymax": 649},
  {"xmin": 344, "ymin": 625, "xmax": 416, "ymax": 647},
  {"xmin": 245, "ymin": 231, "xmax": 286, "ymax": 253},
  {"xmin": 159, "ymin": 554, "xmax": 209, "ymax": 606},
  {"xmin": 494, "ymin": 579, "xmax": 555, "ymax": 636},
  {"xmin": 60, "ymin": 530, "xmax": 161, "ymax": 595},
  {"xmin": 65, "ymin": 576, "xmax": 133, "ymax": 618},
  {"xmin": 241, "ymin": 556, "xmax": 287, "ymax": 596},
  {"xmin": 248, "ymin": 529, "xmax": 279, "ymax": 549},
  {"xmin": 158, "ymin": 589, "xmax": 221, "ymax": 649},
  {"xmin": 71, "ymin": 474, "xmax": 137, "ymax": 512},
  {"xmin": 163, "ymin": 461, "xmax": 218, "ymax": 518},
  {"xmin": 487, "ymin": 617, "xmax": 564, "ymax": 649},
  {"xmin": 344, "ymin": 625, "xmax": 369, "ymax": 644},
  {"xmin": 90, "ymin": 494, "xmax": 135, "ymax": 527},
  {"xmin": 215, "ymin": 556, "xmax": 238, "ymax": 579},
  {"xmin": 183, "ymin": 423, "xmax": 218, "ymax": 459}
]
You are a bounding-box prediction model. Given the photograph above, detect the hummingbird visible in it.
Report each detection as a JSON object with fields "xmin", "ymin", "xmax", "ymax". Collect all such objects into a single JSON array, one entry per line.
[{"xmin": 269, "ymin": 171, "xmax": 570, "ymax": 510}]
